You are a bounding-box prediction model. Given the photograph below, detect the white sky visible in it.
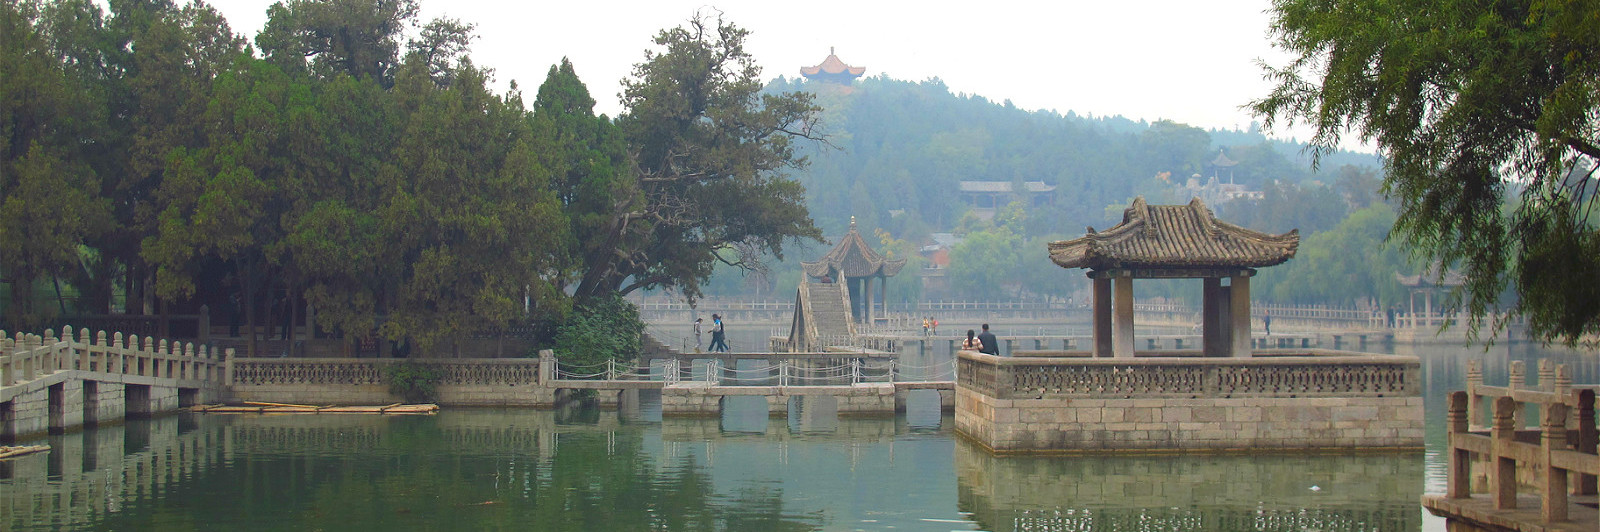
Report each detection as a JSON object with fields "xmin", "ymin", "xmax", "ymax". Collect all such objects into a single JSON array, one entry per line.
[{"xmin": 206, "ymin": 0, "xmax": 1337, "ymax": 145}]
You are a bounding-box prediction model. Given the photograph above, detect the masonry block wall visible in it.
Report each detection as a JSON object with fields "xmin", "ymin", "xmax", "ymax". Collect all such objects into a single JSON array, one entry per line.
[{"xmin": 955, "ymin": 350, "xmax": 1424, "ymax": 452}]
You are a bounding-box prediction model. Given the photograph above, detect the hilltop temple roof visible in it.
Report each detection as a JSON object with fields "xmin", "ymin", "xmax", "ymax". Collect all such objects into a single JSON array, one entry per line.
[
  {"xmin": 1211, "ymin": 150, "xmax": 1238, "ymax": 168},
  {"xmin": 801, "ymin": 49, "xmax": 866, "ymax": 78},
  {"xmin": 958, "ymin": 181, "xmax": 1057, "ymax": 193},
  {"xmin": 1048, "ymin": 197, "xmax": 1299, "ymax": 272},
  {"xmin": 802, "ymin": 219, "xmax": 906, "ymax": 279}
]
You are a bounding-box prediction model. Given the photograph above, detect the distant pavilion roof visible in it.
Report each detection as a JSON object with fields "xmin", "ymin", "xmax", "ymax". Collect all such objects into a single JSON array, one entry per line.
[
  {"xmin": 800, "ymin": 49, "xmax": 866, "ymax": 79},
  {"xmin": 1211, "ymin": 150, "xmax": 1238, "ymax": 168},
  {"xmin": 802, "ymin": 218, "xmax": 907, "ymax": 279},
  {"xmin": 958, "ymin": 181, "xmax": 1057, "ymax": 193},
  {"xmin": 1396, "ymin": 266, "xmax": 1465, "ymax": 288},
  {"xmin": 1048, "ymin": 197, "xmax": 1299, "ymax": 273}
]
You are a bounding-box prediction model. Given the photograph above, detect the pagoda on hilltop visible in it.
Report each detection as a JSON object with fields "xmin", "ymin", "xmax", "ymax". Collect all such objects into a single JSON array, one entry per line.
[{"xmin": 800, "ymin": 48, "xmax": 866, "ymax": 85}]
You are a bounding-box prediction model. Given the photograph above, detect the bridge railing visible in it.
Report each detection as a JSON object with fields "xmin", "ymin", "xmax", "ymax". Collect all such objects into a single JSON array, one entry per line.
[
  {"xmin": 2, "ymin": 326, "xmax": 229, "ymax": 387},
  {"xmin": 552, "ymin": 358, "xmax": 957, "ymax": 386}
]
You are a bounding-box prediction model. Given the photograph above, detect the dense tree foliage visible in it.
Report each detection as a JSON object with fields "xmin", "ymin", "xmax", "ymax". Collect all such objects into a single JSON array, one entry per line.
[
  {"xmin": 1254, "ymin": 0, "xmax": 1600, "ymax": 344},
  {"xmin": 0, "ymin": 1, "xmax": 819, "ymax": 361},
  {"xmin": 571, "ymin": 13, "xmax": 824, "ymax": 302}
]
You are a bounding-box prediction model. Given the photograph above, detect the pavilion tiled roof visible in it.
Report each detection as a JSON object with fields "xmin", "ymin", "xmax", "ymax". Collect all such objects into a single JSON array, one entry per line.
[
  {"xmin": 802, "ymin": 220, "xmax": 906, "ymax": 279},
  {"xmin": 1048, "ymin": 197, "xmax": 1299, "ymax": 271},
  {"xmin": 1211, "ymin": 150, "xmax": 1238, "ymax": 168},
  {"xmin": 800, "ymin": 52, "xmax": 866, "ymax": 77}
]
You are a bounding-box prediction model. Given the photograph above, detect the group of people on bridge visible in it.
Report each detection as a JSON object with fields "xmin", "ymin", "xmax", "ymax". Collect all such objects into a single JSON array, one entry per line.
[{"xmin": 693, "ymin": 315, "xmax": 728, "ymax": 353}]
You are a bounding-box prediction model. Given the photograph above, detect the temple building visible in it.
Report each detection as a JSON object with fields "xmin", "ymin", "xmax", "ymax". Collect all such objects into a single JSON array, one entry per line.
[
  {"xmin": 1210, "ymin": 149, "xmax": 1238, "ymax": 183},
  {"xmin": 959, "ymin": 181, "xmax": 1056, "ymax": 220},
  {"xmin": 801, "ymin": 218, "xmax": 906, "ymax": 324},
  {"xmin": 800, "ymin": 48, "xmax": 866, "ymax": 85},
  {"xmin": 1048, "ymin": 197, "xmax": 1299, "ymax": 357}
]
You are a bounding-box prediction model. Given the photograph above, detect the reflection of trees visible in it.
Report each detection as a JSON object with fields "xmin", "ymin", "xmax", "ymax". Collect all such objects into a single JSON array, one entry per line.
[{"xmin": 28, "ymin": 412, "xmax": 818, "ymax": 531}]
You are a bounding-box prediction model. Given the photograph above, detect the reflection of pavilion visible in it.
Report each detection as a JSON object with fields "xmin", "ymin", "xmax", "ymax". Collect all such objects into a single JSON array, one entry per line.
[{"xmin": 1048, "ymin": 197, "xmax": 1299, "ymax": 357}]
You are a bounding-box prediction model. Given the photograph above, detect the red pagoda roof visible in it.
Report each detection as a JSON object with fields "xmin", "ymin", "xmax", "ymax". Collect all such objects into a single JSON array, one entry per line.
[{"xmin": 801, "ymin": 50, "xmax": 866, "ymax": 78}]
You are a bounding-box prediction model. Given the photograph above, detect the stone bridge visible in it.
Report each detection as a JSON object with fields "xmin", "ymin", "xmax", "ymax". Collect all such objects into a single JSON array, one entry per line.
[{"xmin": 1, "ymin": 327, "xmax": 227, "ymax": 442}]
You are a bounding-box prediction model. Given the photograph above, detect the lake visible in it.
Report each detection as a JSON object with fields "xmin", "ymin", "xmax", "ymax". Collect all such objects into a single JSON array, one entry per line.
[{"xmin": 4, "ymin": 330, "xmax": 1595, "ymax": 531}]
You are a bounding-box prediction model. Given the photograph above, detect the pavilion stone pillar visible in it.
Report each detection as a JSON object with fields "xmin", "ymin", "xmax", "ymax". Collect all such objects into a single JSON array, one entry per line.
[
  {"xmin": 1230, "ymin": 273, "xmax": 1252, "ymax": 358},
  {"xmin": 1112, "ymin": 275, "xmax": 1135, "ymax": 358},
  {"xmin": 1202, "ymin": 277, "xmax": 1222, "ymax": 356},
  {"xmin": 864, "ymin": 276, "xmax": 874, "ymax": 324},
  {"xmin": 1425, "ymin": 290, "xmax": 1433, "ymax": 327},
  {"xmin": 1093, "ymin": 276, "xmax": 1113, "ymax": 357}
]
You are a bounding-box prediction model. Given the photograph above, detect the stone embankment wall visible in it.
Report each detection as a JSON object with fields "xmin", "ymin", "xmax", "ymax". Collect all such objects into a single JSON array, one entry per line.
[{"xmin": 955, "ymin": 350, "xmax": 1423, "ymax": 452}]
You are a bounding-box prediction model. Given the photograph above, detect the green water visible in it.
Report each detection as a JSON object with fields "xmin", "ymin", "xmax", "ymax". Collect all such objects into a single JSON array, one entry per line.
[{"xmin": 4, "ymin": 338, "xmax": 1596, "ymax": 531}]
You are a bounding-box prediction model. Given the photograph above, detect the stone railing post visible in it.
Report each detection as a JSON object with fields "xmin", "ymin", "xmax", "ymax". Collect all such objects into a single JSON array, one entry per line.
[
  {"xmin": 111, "ymin": 332, "xmax": 124, "ymax": 374},
  {"xmin": 44, "ymin": 329, "xmax": 59, "ymax": 373},
  {"xmin": 1509, "ymin": 361, "xmax": 1527, "ymax": 428},
  {"xmin": 225, "ymin": 348, "xmax": 236, "ymax": 385},
  {"xmin": 1493, "ymin": 396, "xmax": 1520, "ymax": 510},
  {"xmin": 1, "ymin": 331, "xmax": 12, "ymax": 386},
  {"xmin": 24, "ymin": 333, "xmax": 41, "ymax": 381},
  {"xmin": 1577, "ymin": 390, "xmax": 1598, "ymax": 496},
  {"xmin": 157, "ymin": 339, "xmax": 169, "ymax": 379},
  {"xmin": 537, "ymin": 349, "xmax": 553, "ymax": 386},
  {"xmin": 1541, "ymin": 401, "xmax": 1571, "ymax": 522},
  {"xmin": 1447, "ymin": 391, "xmax": 1472, "ymax": 499},
  {"xmin": 75, "ymin": 327, "xmax": 89, "ymax": 371},
  {"xmin": 1539, "ymin": 359, "xmax": 1556, "ymax": 392}
]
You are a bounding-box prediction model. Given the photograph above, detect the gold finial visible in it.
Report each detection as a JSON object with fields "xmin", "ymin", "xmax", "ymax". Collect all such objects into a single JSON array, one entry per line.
[{"xmin": 850, "ymin": 216, "xmax": 856, "ymax": 229}]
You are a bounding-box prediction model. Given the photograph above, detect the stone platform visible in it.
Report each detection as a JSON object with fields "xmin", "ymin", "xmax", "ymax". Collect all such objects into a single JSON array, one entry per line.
[{"xmin": 955, "ymin": 349, "xmax": 1423, "ymax": 453}]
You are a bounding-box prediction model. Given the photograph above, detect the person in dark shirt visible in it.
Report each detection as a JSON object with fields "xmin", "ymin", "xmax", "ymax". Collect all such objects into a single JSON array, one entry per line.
[{"xmin": 977, "ymin": 323, "xmax": 999, "ymax": 355}]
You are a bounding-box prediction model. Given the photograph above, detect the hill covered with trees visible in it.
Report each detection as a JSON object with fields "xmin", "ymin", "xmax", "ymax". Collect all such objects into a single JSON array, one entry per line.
[{"xmin": 697, "ymin": 75, "xmax": 1410, "ymax": 309}]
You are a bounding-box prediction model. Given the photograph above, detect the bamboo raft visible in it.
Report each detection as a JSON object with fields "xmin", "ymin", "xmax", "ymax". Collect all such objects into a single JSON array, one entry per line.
[
  {"xmin": 0, "ymin": 445, "xmax": 50, "ymax": 460},
  {"xmin": 189, "ymin": 402, "xmax": 439, "ymax": 415}
]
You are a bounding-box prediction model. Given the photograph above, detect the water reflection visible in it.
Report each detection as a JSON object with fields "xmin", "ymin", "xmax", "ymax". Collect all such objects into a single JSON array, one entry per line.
[{"xmin": 956, "ymin": 441, "xmax": 1422, "ymax": 531}]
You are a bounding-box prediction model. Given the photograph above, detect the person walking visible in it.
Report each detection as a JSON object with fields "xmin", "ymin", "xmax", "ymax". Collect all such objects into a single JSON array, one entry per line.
[
  {"xmin": 977, "ymin": 323, "xmax": 999, "ymax": 355},
  {"xmin": 1263, "ymin": 311, "xmax": 1272, "ymax": 336},
  {"xmin": 693, "ymin": 317, "xmax": 703, "ymax": 352},
  {"xmin": 709, "ymin": 314, "xmax": 729, "ymax": 353},
  {"xmin": 931, "ymin": 318, "xmax": 939, "ymax": 335},
  {"xmin": 922, "ymin": 317, "xmax": 930, "ymax": 337}
]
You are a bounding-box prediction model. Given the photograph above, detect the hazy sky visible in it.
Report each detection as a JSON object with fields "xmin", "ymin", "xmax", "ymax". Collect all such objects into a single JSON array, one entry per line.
[{"xmin": 206, "ymin": 0, "xmax": 1324, "ymax": 143}]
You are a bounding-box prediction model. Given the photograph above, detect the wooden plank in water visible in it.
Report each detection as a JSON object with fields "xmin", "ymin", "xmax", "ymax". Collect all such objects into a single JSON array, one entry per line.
[{"xmin": 0, "ymin": 445, "xmax": 50, "ymax": 460}]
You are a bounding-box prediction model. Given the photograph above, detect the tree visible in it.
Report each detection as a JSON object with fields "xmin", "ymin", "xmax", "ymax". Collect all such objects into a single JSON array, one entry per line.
[
  {"xmin": 256, "ymin": 0, "xmax": 418, "ymax": 83},
  {"xmin": 0, "ymin": 0, "xmax": 113, "ymax": 329},
  {"xmin": 573, "ymin": 12, "xmax": 824, "ymax": 302},
  {"xmin": 1254, "ymin": 0, "xmax": 1600, "ymax": 344},
  {"xmin": 946, "ymin": 226, "xmax": 1023, "ymax": 300},
  {"xmin": 529, "ymin": 58, "xmax": 634, "ymax": 300}
]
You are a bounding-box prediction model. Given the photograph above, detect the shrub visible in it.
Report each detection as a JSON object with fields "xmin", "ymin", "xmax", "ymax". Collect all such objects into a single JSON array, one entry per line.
[{"xmin": 551, "ymin": 294, "xmax": 644, "ymax": 368}]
